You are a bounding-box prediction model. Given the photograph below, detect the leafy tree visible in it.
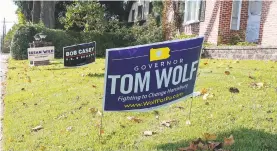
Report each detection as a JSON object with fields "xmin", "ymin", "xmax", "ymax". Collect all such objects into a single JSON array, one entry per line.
[{"xmin": 60, "ymin": 1, "xmax": 106, "ymax": 32}]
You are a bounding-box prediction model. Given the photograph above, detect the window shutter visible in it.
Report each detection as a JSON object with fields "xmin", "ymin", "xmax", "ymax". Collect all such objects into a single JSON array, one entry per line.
[
  {"xmin": 149, "ymin": 2, "xmax": 153, "ymax": 14},
  {"xmin": 199, "ymin": 0, "xmax": 206, "ymax": 22},
  {"xmin": 138, "ymin": 5, "xmax": 143, "ymax": 20}
]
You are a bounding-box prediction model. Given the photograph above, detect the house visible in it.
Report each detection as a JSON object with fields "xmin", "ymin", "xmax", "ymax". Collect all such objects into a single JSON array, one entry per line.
[
  {"xmin": 127, "ymin": 1, "xmax": 153, "ymax": 23},
  {"xmin": 180, "ymin": 0, "xmax": 277, "ymax": 46},
  {"xmin": 128, "ymin": 0, "xmax": 277, "ymax": 46}
]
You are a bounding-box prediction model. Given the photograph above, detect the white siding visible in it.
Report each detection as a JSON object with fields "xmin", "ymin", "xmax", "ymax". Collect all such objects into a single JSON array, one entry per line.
[{"xmin": 128, "ymin": 1, "xmax": 151, "ymax": 22}]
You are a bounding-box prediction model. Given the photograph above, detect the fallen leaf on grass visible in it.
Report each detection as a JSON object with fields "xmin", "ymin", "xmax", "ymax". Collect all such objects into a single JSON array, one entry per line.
[
  {"xmin": 88, "ymin": 108, "xmax": 98, "ymax": 115},
  {"xmin": 203, "ymin": 133, "xmax": 217, "ymax": 140},
  {"xmin": 66, "ymin": 126, "xmax": 73, "ymax": 132},
  {"xmin": 208, "ymin": 142, "xmax": 223, "ymax": 150},
  {"xmin": 203, "ymin": 93, "xmax": 214, "ymax": 100},
  {"xmin": 97, "ymin": 110, "xmax": 102, "ymax": 116},
  {"xmin": 198, "ymin": 142, "xmax": 209, "ymax": 150},
  {"xmin": 160, "ymin": 119, "xmax": 177, "ymax": 128},
  {"xmin": 256, "ymin": 82, "xmax": 264, "ymax": 88},
  {"xmin": 225, "ymin": 71, "xmax": 230, "ymax": 75},
  {"xmin": 250, "ymin": 82, "xmax": 264, "ymax": 89},
  {"xmin": 192, "ymin": 138, "xmax": 205, "ymax": 144},
  {"xmin": 32, "ymin": 125, "xmax": 43, "ymax": 132},
  {"xmin": 100, "ymin": 129, "xmax": 104, "ymax": 134},
  {"xmin": 204, "ymin": 62, "xmax": 208, "ymax": 65},
  {"xmin": 223, "ymin": 135, "xmax": 235, "ymax": 146},
  {"xmin": 203, "ymin": 93, "xmax": 209, "ymax": 100},
  {"xmin": 143, "ymin": 131, "xmax": 156, "ymax": 136},
  {"xmin": 186, "ymin": 120, "xmax": 191, "ymax": 125},
  {"xmin": 127, "ymin": 116, "xmax": 142, "ymax": 123},
  {"xmin": 201, "ymin": 88, "xmax": 208, "ymax": 95},
  {"xmin": 27, "ymin": 76, "xmax": 31, "ymax": 83},
  {"xmin": 178, "ymin": 142, "xmax": 198, "ymax": 151},
  {"xmin": 229, "ymin": 87, "xmax": 239, "ymax": 93}
]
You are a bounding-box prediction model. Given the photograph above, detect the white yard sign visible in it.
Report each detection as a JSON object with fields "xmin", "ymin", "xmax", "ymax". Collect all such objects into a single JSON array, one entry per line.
[{"xmin": 28, "ymin": 46, "xmax": 55, "ymax": 61}]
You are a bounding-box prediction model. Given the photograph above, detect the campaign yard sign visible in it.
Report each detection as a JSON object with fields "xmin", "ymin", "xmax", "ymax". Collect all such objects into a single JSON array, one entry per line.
[
  {"xmin": 63, "ymin": 42, "xmax": 96, "ymax": 67},
  {"xmin": 103, "ymin": 37, "xmax": 204, "ymax": 111},
  {"xmin": 28, "ymin": 46, "xmax": 55, "ymax": 61}
]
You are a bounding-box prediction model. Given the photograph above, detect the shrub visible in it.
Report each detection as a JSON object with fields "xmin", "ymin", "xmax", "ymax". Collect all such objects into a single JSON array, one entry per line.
[
  {"xmin": 229, "ymin": 33, "xmax": 243, "ymax": 45},
  {"xmin": 236, "ymin": 42, "xmax": 257, "ymax": 46},
  {"xmin": 10, "ymin": 25, "xmax": 38, "ymax": 60},
  {"xmin": 173, "ymin": 33, "xmax": 196, "ymax": 40},
  {"xmin": 131, "ymin": 15, "xmax": 163, "ymax": 45},
  {"xmin": 11, "ymin": 18, "xmax": 163, "ymax": 60},
  {"xmin": 10, "ymin": 24, "xmax": 81, "ymax": 60}
]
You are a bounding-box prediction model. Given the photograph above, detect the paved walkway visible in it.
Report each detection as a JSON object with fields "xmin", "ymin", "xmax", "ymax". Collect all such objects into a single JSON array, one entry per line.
[{"xmin": 0, "ymin": 53, "xmax": 9, "ymax": 150}]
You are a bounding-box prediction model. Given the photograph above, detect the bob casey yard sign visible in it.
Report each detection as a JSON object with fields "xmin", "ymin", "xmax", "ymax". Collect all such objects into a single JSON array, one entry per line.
[
  {"xmin": 103, "ymin": 37, "xmax": 204, "ymax": 111},
  {"xmin": 63, "ymin": 42, "xmax": 96, "ymax": 67}
]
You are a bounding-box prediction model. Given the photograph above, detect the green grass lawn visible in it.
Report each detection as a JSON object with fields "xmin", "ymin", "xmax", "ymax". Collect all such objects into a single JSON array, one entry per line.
[{"xmin": 3, "ymin": 58, "xmax": 277, "ymax": 151}]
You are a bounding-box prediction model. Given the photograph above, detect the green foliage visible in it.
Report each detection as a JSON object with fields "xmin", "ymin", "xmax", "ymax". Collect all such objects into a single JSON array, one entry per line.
[
  {"xmin": 10, "ymin": 24, "xmax": 80, "ymax": 60},
  {"xmin": 173, "ymin": 33, "xmax": 197, "ymax": 40},
  {"xmin": 203, "ymin": 42, "xmax": 214, "ymax": 48},
  {"xmin": 10, "ymin": 25, "xmax": 37, "ymax": 59},
  {"xmin": 10, "ymin": 24, "xmax": 134, "ymax": 59},
  {"xmin": 17, "ymin": 9, "xmax": 27, "ymax": 25},
  {"xmin": 11, "ymin": 15, "xmax": 163, "ymax": 60},
  {"xmin": 229, "ymin": 33, "xmax": 245, "ymax": 45},
  {"xmin": 131, "ymin": 15, "xmax": 163, "ymax": 45},
  {"xmin": 81, "ymin": 28, "xmax": 135, "ymax": 57},
  {"xmin": 236, "ymin": 42, "xmax": 257, "ymax": 46},
  {"xmin": 60, "ymin": 1, "xmax": 106, "ymax": 32}
]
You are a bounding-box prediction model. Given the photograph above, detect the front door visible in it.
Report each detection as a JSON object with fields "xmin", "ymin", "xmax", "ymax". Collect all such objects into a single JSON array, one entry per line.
[{"xmin": 246, "ymin": 0, "xmax": 262, "ymax": 43}]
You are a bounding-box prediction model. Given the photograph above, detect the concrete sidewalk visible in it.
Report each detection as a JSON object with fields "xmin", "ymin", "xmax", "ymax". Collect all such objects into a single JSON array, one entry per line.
[{"xmin": 0, "ymin": 53, "xmax": 9, "ymax": 150}]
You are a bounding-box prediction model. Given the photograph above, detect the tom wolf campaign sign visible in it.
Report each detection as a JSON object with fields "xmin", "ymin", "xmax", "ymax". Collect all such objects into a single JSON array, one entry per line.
[
  {"xmin": 28, "ymin": 46, "xmax": 55, "ymax": 61},
  {"xmin": 63, "ymin": 42, "xmax": 96, "ymax": 67},
  {"xmin": 103, "ymin": 37, "xmax": 204, "ymax": 111}
]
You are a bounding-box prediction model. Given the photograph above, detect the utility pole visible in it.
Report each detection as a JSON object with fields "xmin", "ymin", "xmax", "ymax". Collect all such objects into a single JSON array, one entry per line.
[{"xmin": 1, "ymin": 18, "xmax": 6, "ymax": 54}]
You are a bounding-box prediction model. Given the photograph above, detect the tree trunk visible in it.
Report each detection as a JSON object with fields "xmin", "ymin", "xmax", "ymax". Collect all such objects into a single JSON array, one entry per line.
[
  {"xmin": 40, "ymin": 1, "xmax": 56, "ymax": 28},
  {"xmin": 162, "ymin": 0, "xmax": 175, "ymax": 40},
  {"xmin": 22, "ymin": 1, "xmax": 33, "ymax": 22},
  {"xmin": 32, "ymin": 1, "xmax": 41, "ymax": 23}
]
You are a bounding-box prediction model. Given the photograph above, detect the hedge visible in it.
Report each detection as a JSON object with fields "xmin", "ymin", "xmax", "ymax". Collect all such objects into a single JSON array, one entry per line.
[
  {"xmin": 10, "ymin": 21, "xmax": 163, "ymax": 60},
  {"xmin": 10, "ymin": 25, "xmax": 136, "ymax": 60}
]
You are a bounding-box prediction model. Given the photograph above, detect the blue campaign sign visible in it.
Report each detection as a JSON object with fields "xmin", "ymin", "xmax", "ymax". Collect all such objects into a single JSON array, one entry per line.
[{"xmin": 103, "ymin": 37, "xmax": 204, "ymax": 111}]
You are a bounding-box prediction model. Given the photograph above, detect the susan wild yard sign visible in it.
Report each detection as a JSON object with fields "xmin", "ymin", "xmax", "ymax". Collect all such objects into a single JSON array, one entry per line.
[
  {"xmin": 28, "ymin": 46, "xmax": 55, "ymax": 61},
  {"xmin": 103, "ymin": 37, "xmax": 204, "ymax": 111},
  {"xmin": 63, "ymin": 42, "xmax": 96, "ymax": 67}
]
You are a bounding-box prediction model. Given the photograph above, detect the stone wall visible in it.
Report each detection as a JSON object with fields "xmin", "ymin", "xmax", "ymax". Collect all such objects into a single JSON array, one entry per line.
[{"xmin": 202, "ymin": 46, "xmax": 277, "ymax": 60}]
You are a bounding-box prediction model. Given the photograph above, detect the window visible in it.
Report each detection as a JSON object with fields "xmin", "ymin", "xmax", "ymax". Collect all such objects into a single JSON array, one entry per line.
[
  {"xmin": 138, "ymin": 5, "xmax": 143, "ymax": 20},
  {"xmin": 149, "ymin": 2, "xmax": 153, "ymax": 14},
  {"xmin": 184, "ymin": 0, "xmax": 201, "ymax": 24},
  {"xmin": 249, "ymin": 0, "xmax": 262, "ymax": 15},
  {"xmin": 230, "ymin": 0, "xmax": 242, "ymax": 30},
  {"xmin": 131, "ymin": 9, "xmax": 135, "ymax": 22}
]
